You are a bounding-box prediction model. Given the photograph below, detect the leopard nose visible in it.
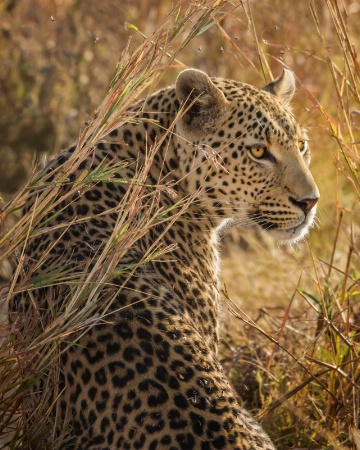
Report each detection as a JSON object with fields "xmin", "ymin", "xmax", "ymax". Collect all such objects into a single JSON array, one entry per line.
[{"xmin": 289, "ymin": 196, "xmax": 319, "ymax": 215}]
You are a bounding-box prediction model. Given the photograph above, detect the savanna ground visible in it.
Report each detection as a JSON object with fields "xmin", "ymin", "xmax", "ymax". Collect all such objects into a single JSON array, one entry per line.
[{"xmin": 0, "ymin": 0, "xmax": 359, "ymax": 448}]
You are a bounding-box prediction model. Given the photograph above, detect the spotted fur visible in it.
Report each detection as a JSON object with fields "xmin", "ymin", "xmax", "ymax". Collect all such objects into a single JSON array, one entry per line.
[{"xmin": 12, "ymin": 69, "xmax": 319, "ymax": 449}]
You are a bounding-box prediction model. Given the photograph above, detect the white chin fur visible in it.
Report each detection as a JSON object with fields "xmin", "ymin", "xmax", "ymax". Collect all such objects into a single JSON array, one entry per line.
[{"xmin": 267, "ymin": 225, "xmax": 309, "ymax": 244}]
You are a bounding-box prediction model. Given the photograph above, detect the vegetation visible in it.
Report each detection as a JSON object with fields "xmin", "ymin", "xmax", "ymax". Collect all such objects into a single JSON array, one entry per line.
[{"xmin": 0, "ymin": 0, "xmax": 359, "ymax": 448}]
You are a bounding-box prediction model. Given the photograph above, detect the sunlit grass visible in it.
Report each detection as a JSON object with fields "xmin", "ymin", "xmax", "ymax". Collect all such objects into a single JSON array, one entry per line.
[
  {"xmin": 0, "ymin": 0, "xmax": 359, "ymax": 448},
  {"xmin": 0, "ymin": 2, "xmax": 233, "ymax": 447},
  {"xmin": 219, "ymin": 2, "xmax": 359, "ymax": 447}
]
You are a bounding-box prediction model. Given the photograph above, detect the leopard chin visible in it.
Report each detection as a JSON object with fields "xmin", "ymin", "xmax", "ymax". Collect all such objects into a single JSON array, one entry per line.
[{"xmin": 265, "ymin": 210, "xmax": 317, "ymax": 244}]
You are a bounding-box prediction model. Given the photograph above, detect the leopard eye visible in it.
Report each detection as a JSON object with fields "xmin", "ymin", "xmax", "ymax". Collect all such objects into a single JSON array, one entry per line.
[
  {"xmin": 299, "ymin": 140, "xmax": 307, "ymax": 153},
  {"xmin": 250, "ymin": 146, "xmax": 266, "ymax": 159}
]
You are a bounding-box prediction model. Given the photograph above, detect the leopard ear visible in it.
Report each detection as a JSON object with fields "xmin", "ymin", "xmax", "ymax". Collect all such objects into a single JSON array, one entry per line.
[
  {"xmin": 176, "ymin": 69, "xmax": 228, "ymax": 127},
  {"xmin": 262, "ymin": 69, "xmax": 295, "ymax": 105}
]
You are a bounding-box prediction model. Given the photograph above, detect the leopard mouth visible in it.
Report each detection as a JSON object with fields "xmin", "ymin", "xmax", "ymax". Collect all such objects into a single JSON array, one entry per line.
[
  {"xmin": 247, "ymin": 212, "xmax": 278, "ymax": 231},
  {"xmin": 248, "ymin": 211, "xmax": 314, "ymax": 243}
]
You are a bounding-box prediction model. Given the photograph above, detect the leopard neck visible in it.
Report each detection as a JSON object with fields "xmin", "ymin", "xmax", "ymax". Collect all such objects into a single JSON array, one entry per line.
[{"xmin": 137, "ymin": 203, "xmax": 222, "ymax": 352}]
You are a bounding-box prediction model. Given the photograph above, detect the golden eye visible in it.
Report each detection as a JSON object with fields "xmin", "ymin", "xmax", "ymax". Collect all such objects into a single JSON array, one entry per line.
[
  {"xmin": 299, "ymin": 140, "xmax": 307, "ymax": 153},
  {"xmin": 250, "ymin": 146, "xmax": 266, "ymax": 159}
]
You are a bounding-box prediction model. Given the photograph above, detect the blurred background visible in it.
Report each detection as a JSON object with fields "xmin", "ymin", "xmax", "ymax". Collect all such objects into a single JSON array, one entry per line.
[
  {"xmin": 1, "ymin": 0, "xmax": 355, "ymax": 190},
  {"xmin": 1, "ymin": 0, "xmax": 358, "ymax": 301},
  {"xmin": 0, "ymin": 0, "xmax": 359, "ymax": 447}
]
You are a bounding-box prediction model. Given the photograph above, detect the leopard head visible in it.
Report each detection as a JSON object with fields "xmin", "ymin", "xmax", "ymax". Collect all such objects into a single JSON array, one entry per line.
[{"xmin": 174, "ymin": 68, "xmax": 319, "ymax": 243}]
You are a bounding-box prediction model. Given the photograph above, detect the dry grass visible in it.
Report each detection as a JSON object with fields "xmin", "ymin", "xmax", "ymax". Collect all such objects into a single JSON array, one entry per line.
[
  {"xmin": 0, "ymin": 0, "xmax": 359, "ymax": 448},
  {"xmin": 219, "ymin": 2, "xmax": 360, "ymax": 447},
  {"xmin": 0, "ymin": 2, "xmax": 233, "ymax": 447}
]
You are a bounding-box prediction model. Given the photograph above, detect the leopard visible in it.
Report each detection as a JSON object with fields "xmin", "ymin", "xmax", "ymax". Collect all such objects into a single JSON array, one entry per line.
[{"xmin": 11, "ymin": 68, "xmax": 319, "ymax": 449}]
